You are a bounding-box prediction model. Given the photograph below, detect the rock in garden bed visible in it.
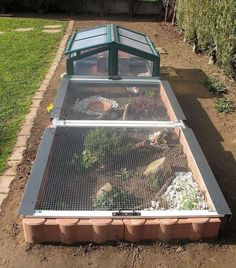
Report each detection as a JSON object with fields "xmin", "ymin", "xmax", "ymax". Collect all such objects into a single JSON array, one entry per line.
[{"xmin": 149, "ymin": 172, "xmax": 208, "ymax": 210}]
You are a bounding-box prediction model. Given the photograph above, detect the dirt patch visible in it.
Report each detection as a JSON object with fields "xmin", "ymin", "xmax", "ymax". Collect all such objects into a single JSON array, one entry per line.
[{"xmin": 0, "ymin": 17, "xmax": 236, "ymax": 267}]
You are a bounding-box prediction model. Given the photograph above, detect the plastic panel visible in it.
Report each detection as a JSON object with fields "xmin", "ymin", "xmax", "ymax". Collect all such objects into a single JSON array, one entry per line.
[
  {"xmin": 74, "ymin": 27, "xmax": 107, "ymax": 41},
  {"xmin": 118, "ymin": 27, "xmax": 147, "ymax": 44}
]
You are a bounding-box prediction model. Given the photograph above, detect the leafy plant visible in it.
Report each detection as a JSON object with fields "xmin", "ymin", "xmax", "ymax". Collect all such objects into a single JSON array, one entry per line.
[
  {"xmin": 144, "ymin": 89, "xmax": 156, "ymax": 98},
  {"xmin": 93, "ymin": 188, "xmax": 134, "ymax": 210},
  {"xmin": 71, "ymin": 150, "xmax": 97, "ymax": 170},
  {"xmin": 177, "ymin": 0, "xmax": 236, "ymax": 76},
  {"xmin": 205, "ymin": 77, "xmax": 226, "ymax": 95},
  {"xmin": 115, "ymin": 168, "xmax": 132, "ymax": 180},
  {"xmin": 81, "ymin": 150, "xmax": 97, "ymax": 168},
  {"xmin": 180, "ymin": 188, "xmax": 199, "ymax": 210},
  {"xmin": 147, "ymin": 174, "xmax": 164, "ymax": 191},
  {"xmin": 84, "ymin": 128, "xmax": 135, "ymax": 164},
  {"xmin": 214, "ymin": 98, "xmax": 235, "ymax": 113}
]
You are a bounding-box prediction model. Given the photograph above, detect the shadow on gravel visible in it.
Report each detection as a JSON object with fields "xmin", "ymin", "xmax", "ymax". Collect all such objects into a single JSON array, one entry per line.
[{"xmin": 162, "ymin": 68, "xmax": 236, "ymax": 244}]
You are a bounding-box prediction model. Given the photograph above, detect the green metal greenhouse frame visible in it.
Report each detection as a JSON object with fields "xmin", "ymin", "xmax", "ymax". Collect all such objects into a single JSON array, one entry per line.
[{"xmin": 65, "ymin": 24, "xmax": 160, "ymax": 78}]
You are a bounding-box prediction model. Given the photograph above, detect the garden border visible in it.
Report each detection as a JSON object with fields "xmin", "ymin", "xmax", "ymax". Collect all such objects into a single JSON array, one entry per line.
[{"xmin": 0, "ymin": 19, "xmax": 75, "ymax": 211}]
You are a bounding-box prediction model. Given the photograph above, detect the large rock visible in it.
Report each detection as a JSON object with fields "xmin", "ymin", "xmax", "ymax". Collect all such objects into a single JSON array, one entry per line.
[
  {"xmin": 144, "ymin": 157, "xmax": 172, "ymax": 177},
  {"xmin": 96, "ymin": 183, "xmax": 112, "ymax": 198}
]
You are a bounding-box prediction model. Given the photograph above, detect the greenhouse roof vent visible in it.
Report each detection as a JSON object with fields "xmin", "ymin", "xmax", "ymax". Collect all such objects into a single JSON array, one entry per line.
[{"xmin": 65, "ymin": 24, "xmax": 160, "ymax": 78}]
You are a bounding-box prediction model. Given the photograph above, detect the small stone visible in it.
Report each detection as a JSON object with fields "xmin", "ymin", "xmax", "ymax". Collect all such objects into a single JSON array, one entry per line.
[
  {"xmin": 144, "ymin": 157, "xmax": 172, "ymax": 177},
  {"xmin": 0, "ymin": 31, "xmax": 5, "ymax": 35},
  {"xmin": 96, "ymin": 183, "xmax": 112, "ymax": 198},
  {"xmin": 157, "ymin": 47, "xmax": 167, "ymax": 54},
  {"xmin": 176, "ymin": 246, "xmax": 183, "ymax": 253}
]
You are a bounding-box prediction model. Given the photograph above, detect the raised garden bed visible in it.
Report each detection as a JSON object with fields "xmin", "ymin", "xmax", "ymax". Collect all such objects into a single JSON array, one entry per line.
[{"xmin": 19, "ymin": 24, "xmax": 231, "ymax": 244}]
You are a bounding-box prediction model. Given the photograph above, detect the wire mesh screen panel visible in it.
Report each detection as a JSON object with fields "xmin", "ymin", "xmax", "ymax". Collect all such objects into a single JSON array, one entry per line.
[
  {"xmin": 59, "ymin": 85, "xmax": 169, "ymax": 121},
  {"xmin": 34, "ymin": 126, "xmax": 205, "ymax": 212}
]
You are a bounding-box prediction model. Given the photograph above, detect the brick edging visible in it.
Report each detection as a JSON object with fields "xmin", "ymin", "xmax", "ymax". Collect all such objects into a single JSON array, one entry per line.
[
  {"xmin": 0, "ymin": 20, "xmax": 75, "ymax": 210},
  {"xmin": 22, "ymin": 217, "xmax": 221, "ymax": 244}
]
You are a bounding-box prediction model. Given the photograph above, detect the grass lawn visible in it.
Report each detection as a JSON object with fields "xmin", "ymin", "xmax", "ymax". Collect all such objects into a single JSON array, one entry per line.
[{"xmin": 0, "ymin": 18, "xmax": 67, "ymax": 174}]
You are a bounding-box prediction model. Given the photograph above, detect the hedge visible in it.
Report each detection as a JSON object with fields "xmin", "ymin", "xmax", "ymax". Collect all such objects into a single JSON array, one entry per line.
[{"xmin": 177, "ymin": 0, "xmax": 236, "ymax": 77}]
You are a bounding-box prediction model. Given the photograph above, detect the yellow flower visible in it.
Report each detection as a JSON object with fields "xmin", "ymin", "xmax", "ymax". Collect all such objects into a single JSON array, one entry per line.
[{"xmin": 47, "ymin": 103, "xmax": 54, "ymax": 113}]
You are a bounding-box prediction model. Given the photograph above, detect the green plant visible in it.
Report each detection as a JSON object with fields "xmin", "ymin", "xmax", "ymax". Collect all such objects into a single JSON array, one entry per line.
[
  {"xmin": 177, "ymin": 0, "xmax": 236, "ymax": 76},
  {"xmin": 93, "ymin": 188, "xmax": 134, "ymax": 210},
  {"xmin": 205, "ymin": 77, "xmax": 226, "ymax": 95},
  {"xmin": 214, "ymin": 98, "xmax": 235, "ymax": 113},
  {"xmin": 71, "ymin": 150, "xmax": 97, "ymax": 170},
  {"xmin": 180, "ymin": 188, "xmax": 199, "ymax": 210},
  {"xmin": 84, "ymin": 128, "xmax": 135, "ymax": 164},
  {"xmin": 81, "ymin": 150, "xmax": 97, "ymax": 168},
  {"xmin": 0, "ymin": 18, "xmax": 66, "ymax": 174},
  {"xmin": 115, "ymin": 168, "xmax": 132, "ymax": 180},
  {"xmin": 144, "ymin": 89, "xmax": 156, "ymax": 98},
  {"xmin": 147, "ymin": 174, "xmax": 164, "ymax": 190}
]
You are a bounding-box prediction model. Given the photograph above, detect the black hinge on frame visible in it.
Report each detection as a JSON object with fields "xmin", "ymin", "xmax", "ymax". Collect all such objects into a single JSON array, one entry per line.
[{"xmin": 112, "ymin": 210, "xmax": 141, "ymax": 216}]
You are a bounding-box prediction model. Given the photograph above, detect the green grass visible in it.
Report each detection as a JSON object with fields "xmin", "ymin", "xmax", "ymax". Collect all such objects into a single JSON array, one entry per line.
[
  {"xmin": 205, "ymin": 77, "xmax": 226, "ymax": 95},
  {"xmin": 214, "ymin": 98, "xmax": 235, "ymax": 113},
  {"xmin": 0, "ymin": 18, "xmax": 67, "ymax": 174}
]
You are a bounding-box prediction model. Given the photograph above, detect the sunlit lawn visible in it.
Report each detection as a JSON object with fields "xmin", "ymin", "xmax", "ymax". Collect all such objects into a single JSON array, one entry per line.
[{"xmin": 0, "ymin": 18, "xmax": 67, "ymax": 173}]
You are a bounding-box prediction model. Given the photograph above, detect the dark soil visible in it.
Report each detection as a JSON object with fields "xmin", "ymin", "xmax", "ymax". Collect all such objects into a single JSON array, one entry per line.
[{"xmin": 0, "ymin": 17, "xmax": 236, "ymax": 268}]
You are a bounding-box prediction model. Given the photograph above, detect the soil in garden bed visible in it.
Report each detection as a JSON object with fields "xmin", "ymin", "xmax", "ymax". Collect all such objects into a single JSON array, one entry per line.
[
  {"xmin": 35, "ymin": 127, "xmax": 189, "ymax": 211},
  {"xmin": 60, "ymin": 85, "xmax": 170, "ymax": 121}
]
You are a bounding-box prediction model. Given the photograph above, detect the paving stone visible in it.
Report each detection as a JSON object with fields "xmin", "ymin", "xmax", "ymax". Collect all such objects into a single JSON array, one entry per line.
[
  {"xmin": 0, "ymin": 193, "xmax": 7, "ymax": 210},
  {"xmin": 33, "ymin": 91, "xmax": 44, "ymax": 100},
  {"xmin": 0, "ymin": 176, "xmax": 15, "ymax": 193},
  {"xmin": 42, "ymin": 29, "xmax": 61, "ymax": 34},
  {"xmin": 18, "ymin": 125, "xmax": 33, "ymax": 136},
  {"xmin": 24, "ymin": 116, "xmax": 35, "ymax": 125},
  {"xmin": 28, "ymin": 107, "xmax": 38, "ymax": 117},
  {"xmin": 4, "ymin": 166, "xmax": 18, "ymax": 176},
  {"xmin": 43, "ymin": 24, "xmax": 62, "ymax": 29},
  {"xmin": 38, "ymin": 84, "xmax": 48, "ymax": 92},
  {"xmin": 31, "ymin": 99, "xmax": 42, "ymax": 108},
  {"xmin": 8, "ymin": 147, "xmax": 26, "ymax": 161},
  {"xmin": 15, "ymin": 135, "xmax": 29, "ymax": 148},
  {"xmin": 15, "ymin": 27, "xmax": 34, "ymax": 32}
]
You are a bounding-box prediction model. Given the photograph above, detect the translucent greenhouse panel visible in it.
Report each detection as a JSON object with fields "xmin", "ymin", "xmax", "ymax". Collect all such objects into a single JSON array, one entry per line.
[
  {"xmin": 118, "ymin": 51, "xmax": 153, "ymax": 77},
  {"xmin": 34, "ymin": 127, "xmax": 209, "ymax": 212},
  {"xmin": 59, "ymin": 85, "xmax": 169, "ymax": 121},
  {"xmin": 73, "ymin": 50, "xmax": 109, "ymax": 76}
]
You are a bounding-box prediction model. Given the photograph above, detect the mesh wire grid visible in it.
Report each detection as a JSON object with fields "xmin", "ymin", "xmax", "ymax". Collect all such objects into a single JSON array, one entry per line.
[
  {"xmin": 60, "ymin": 85, "xmax": 170, "ymax": 121},
  {"xmin": 35, "ymin": 127, "xmax": 190, "ymax": 211}
]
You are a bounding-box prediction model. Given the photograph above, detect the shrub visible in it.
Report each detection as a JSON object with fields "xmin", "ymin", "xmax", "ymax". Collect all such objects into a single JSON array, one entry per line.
[
  {"xmin": 84, "ymin": 128, "xmax": 135, "ymax": 164},
  {"xmin": 93, "ymin": 188, "xmax": 134, "ymax": 210},
  {"xmin": 205, "ymin": 77, "xmax": 226, "ymax": 95},
  {"xmin": 115, "ymin": 168, "xmax": 132, "ymax": 180},
  {"xmin": 214, "ymin": 98, "xmax": 235, "ymax": 113},
  {"xmin": 177, "ymin": 0, "xmax": 236, "ymax": 77}
]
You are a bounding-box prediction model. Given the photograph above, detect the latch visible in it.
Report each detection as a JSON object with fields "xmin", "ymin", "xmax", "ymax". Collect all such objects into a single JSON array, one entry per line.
[{"xmin": 112, "ymin": 210, "xmax": 141, "ymax": 216}]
